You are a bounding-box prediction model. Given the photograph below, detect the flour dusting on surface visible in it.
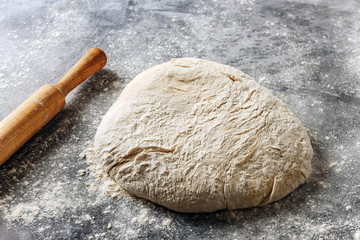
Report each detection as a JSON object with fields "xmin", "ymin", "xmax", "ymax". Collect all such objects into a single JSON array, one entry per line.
[
  {"xmin": 5, "ymin": 204, "xmax": 40, "ymax": 223},
  {"xmin": 0, "ymin": 0, "xmax": 359, "ymax": 239},
  {"xmin": 81, "ymin": 144, "xmax": 129, "ymax": 199}
]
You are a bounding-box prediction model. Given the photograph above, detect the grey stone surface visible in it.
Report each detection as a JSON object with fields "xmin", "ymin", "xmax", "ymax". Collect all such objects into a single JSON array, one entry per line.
[{"xmin": 0, "ymin": 0, "xmax": 359, "ymax": 239}]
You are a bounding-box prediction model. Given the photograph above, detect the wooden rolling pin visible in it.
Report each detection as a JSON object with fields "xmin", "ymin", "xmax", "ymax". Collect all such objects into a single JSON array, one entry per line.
[{"xmin": 0, "ymin": 48, "xmax": 107, "ymax": 166}]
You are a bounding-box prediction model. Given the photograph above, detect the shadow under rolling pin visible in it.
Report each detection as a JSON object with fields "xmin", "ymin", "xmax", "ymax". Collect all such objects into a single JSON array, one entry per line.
[{"xmin": 0, "ymin": 48, "xmax": 107, "ymax": 166}]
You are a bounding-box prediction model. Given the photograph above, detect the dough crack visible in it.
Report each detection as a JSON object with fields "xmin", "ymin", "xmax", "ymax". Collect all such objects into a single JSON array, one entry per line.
[
  {"xmin": 223, "ymin": 165, "xmax": 232, "ymax": 209},
  {"xmin": 106, "ymin": 146, "xmax": 176, "ymax": 176},
  {"xmin": 228, "ymin": 104, "xmax": 251, "ymax": 114},
  {"xmin": 269, "ymin": 146, "xmax": 284, "ymax": 157},
  {"xmin": 220, "ymin": 71, "xmax": 243, "ymax": 82},
  {"xmin": 236, "ymin": 109, "xmax": 264, "ymax": 129},
  {"xmin": 243, "ymin": 89, "xmax": 256, "ymax": 104},
  {"xmin": 254, "ymin": 111, "xmax": 270, "ymax": 135},
  {"xmin": 122, "ymin": 146, "xmax": 176, "ymax": 160},
  {"xmin": 106, "ymin": 161, "xmax": 126, "ymax": 176},
  {"xmin": 166, "ymin": 85, "xmax": 188, "ymax": 92},
  {"xmin": 170, "ymin": 59, "xmax": 192, "ymax": 68},
  {"xmin": 259, "ymin": 176, "xmax": 277, "ymax": 206}
]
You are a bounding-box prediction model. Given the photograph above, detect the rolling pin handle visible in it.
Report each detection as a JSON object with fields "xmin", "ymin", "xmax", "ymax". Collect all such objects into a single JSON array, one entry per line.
[
  {"xmin": 54, "ymin": 48, "xmax": 107, "ymax": 96},
  {"xmin": 0, "ymin": 48, "xmax": 107, "ymax": 166}
]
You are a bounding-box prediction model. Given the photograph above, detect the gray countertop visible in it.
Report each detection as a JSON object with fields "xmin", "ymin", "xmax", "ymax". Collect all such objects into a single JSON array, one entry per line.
[{"xmin": 0, "ymin": 0, "xmax": 359, "ymax": 239}]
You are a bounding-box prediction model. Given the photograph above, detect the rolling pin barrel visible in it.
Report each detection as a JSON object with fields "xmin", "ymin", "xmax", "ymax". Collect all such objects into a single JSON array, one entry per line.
[{"xmin": 0, "ymin": 48, "xmax": 107, "ymax": 166}]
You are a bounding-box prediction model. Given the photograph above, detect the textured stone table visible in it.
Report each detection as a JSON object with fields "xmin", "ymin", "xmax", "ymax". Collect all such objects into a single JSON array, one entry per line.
[{"xmin": 0, "ymin": 0, "xmax": 359, "ymax": 239}]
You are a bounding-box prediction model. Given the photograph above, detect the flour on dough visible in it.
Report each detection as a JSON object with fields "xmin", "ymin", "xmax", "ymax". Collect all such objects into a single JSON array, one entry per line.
[{"xmin": 94, "ymin": 58, "xmax": 313, "ymax": 213}]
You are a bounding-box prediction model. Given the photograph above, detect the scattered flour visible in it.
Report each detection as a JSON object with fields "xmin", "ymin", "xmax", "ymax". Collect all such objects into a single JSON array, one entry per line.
[
  {"xmin": 0, "ymin": 179, "xmax": 83, "ymax": 223},
  {"xmin": 346, "ymin": 205, "xmax": 353, "ymax": 211},
  {"xmin": 81, "ymin": 143, "xmax": 130, "ymax": 199},
  {"xmin": 107, "ymin": 223, "xmax": 112, "ymax": 229},
  {"xmin": 5, "ymin": 204, "xmax": 40, "ymax": 223},
  {"xmin": 131, "ymin": 209, "xmax": 152, "ymax": 225},
  {"xmin": 125, "ymin": 229, "xmax": 137, "ymax": 238},
  {"xmin": 161, "ymin": 218, "xmax": 172, "ymax": 228}
]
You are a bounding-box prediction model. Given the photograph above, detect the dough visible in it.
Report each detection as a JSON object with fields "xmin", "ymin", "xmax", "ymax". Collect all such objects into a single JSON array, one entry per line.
[{"xmin": 94, "ymin": 58, "xmax": 313, "ymax": 213}]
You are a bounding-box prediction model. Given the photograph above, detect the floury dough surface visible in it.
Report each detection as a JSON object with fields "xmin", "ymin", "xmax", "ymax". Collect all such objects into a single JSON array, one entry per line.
[{"xmin": 94, "ymin": 58, "xmax": 313, "ymax": 212}]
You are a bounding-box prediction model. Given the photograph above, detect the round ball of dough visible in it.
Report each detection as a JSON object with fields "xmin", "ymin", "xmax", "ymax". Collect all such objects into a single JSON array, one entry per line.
[{"xmin": 94, "ymin": 58, "xmax": 313, "ymax": 213}]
